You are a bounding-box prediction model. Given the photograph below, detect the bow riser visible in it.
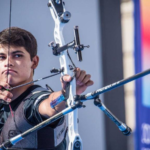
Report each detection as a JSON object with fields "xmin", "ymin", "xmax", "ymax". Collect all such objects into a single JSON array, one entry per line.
[{"xmin": 49, "ymin": 1, "xmax": 82, "ymax": 149}]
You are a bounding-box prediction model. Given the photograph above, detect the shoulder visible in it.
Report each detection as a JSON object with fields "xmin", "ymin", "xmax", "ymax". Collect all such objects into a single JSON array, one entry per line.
[
  {"xmin": 24, "ymin": 85, "xmax": 52, "ymax": 108},
  {"xmin": 29, "ymin": 86, "xmax": 51, "ymax": 100},
  {"xmin": 24, "ymin": 85, "xmax": 52, "ymax": 125}
]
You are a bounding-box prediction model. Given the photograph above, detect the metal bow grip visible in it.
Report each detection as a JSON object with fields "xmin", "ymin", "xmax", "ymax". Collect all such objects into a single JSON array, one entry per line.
[{"xmin": 74, "ymin": 26, "xmax": 82, "ymax": 61}]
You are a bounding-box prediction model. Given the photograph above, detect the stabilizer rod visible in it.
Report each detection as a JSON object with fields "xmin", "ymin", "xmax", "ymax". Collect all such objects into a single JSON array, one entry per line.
[
  {"xmin": 50, "ymin": 69, "xmax": 150, "ymax": 108},
  {"xmin": 78, "ymin": 69, "xmax": 150, "ymax": 100},
  {"xmin": 94, "ymin": 97, "xmax": 131, "ymax": 136}
]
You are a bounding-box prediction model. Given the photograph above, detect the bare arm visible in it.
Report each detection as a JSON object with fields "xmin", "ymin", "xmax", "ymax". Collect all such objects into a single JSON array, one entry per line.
[{"xmin": 38, "ymin": 91, "xmax": 66, "ymax": 118}]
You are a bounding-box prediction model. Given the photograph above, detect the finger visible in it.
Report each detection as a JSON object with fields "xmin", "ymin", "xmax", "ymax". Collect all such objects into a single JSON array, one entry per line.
[
  {"xmin": 76, "ymin": 70, "xmax": 86, "ymax": 84},
  {"xmin": 0, "ymin": 82, "xmax": 10, "ymax": 90},
  {"xmin": 60, "ymin": 75, "xmax": 72, "ymax": 83},
  {"xmin": 60, "ymin": 75, "xmax": 72, "ymax": 90},
  {"xmin": 75, "ymin": 68, "xmax": 81, "ymax": 78},
  {"xmin": 85, "ymin": 80, "xmax": 94, "ymax": 87},
  {"xmin": 81, "ymin": 74, "xmax": 91, "ymax": 85},
  {"xmin": 0, "ymin": 94, "xmax": 12, "ymax": 103},
  {"xmin": 1, "ymin": 90, "xmax": 13, "ymax": 98}
]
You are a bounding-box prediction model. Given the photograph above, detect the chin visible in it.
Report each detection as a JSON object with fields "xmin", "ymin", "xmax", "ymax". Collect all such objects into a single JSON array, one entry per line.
[
  {"xmin": 6, "ymin": 75, "xmax": 31, "ymax": 87},
  {"xmin": 7, "ymin": 79, "xmax": 22, "ymax": 87},
  {"xmin": 12, "ymin": 79, "xmax": 31, "ymax": 87}
]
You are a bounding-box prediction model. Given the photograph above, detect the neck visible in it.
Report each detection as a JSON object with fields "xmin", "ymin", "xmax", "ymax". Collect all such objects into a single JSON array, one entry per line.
[
  {"xmin": 9, "ymin": 72, "xmax": 34, "ymax": 101},
  {"xmin": 11, "ymin": 83, "xmax": 34, "ymax": 101}
]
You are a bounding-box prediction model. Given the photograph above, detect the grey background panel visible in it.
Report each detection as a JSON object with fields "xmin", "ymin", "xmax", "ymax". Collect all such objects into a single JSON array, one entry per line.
[
  {"xmin": 99, "ymin": 0, "xmax": 127, "ymax": 149},
  {"xmin": 0, "ymin": 1, "xmax": 105, "ymax": 150}
]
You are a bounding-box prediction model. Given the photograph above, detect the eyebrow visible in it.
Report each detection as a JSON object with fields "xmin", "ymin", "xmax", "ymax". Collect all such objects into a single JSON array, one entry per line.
[
  {"xmin": 11, "ymin": 50, "xmax": 24, "ymax": 54},
  {"xmin": 0, "ymin": 50, "xmax": 24, "ymax": 55},
  {"xmin": 0, "ymin": 53, "xmax": 5, "ymax": 55}
]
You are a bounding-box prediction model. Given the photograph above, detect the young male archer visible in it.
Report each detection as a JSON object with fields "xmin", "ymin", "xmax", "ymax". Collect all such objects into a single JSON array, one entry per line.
[{"xmin": 0, "ymin": 27, "xmax": 93, "ymax": 149}]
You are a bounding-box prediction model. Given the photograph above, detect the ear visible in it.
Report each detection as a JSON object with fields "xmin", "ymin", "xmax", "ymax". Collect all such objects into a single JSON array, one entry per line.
[{"xmin": 31, "ymin": 55, "xmax": 39, "ymax": 69}]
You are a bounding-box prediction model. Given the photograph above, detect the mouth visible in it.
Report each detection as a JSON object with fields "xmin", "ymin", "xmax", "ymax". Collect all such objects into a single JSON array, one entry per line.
[{"xmin": 2, "ymin": 69, "xmax": 17, "ymax": 74}]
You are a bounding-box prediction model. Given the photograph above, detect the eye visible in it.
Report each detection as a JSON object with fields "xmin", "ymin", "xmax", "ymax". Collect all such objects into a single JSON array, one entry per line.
[
  {"xmin": 0, "ymin": 55, "xmax": 6, "ymax": 60},
  {"xmin": 14, "ymin": 54, "xmax": 23, "ymax": 58}
]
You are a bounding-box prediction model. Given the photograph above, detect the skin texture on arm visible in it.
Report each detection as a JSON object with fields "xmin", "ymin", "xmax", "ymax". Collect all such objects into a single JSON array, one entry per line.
[{"xmin": 39, "ymin": 91, "xmax": 66, "ymax": 118}]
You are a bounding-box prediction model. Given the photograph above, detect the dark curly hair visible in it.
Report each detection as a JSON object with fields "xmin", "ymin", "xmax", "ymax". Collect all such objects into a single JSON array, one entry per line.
[{"xmin": 0, "ymin": 27, "xmax": 37, "ymax": 60}]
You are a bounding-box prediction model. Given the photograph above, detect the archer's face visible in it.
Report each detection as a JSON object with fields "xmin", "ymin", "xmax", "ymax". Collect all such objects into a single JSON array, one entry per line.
[{"xmin": 0, "ymin": 45, "xmax": 38, "ymax": 87}]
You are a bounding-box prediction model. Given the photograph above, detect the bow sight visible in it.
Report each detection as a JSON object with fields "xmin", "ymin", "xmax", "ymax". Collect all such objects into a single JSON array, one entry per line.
[
  {"xmin": 48, "ymin": 26, "xmax": 90, "ymax": 61},
  {"xmin": 48, "ymin": 0, "xmax": 89, "ymax": 62}
]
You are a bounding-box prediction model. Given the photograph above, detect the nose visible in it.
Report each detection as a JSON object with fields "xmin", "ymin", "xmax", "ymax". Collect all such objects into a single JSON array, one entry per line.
[
  {"xmin": 4, "ymin": 56, "xmax": 13, "ymax": 67},
  {"xmin": 5, "ymin": 63, "xmax": 13, "ymax": 67}
]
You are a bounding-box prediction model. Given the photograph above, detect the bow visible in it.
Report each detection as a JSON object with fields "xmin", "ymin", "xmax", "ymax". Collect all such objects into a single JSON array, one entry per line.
[
  {"xmin": 48, "ymin": 1, "xmax": 84, "ymax": 149},
  {"xmin": 0, "ymin": 0, "xmax": 85, "ymax": 149},
  {"xmin": 1, "ymin": 1, "xmax": 150, "ymax": 150}
]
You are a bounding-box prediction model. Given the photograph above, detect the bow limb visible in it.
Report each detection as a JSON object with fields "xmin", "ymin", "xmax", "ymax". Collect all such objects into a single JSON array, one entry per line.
[{"xmin": 49, "ymin": 1, "xmax": 82, "ymax": 150}]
